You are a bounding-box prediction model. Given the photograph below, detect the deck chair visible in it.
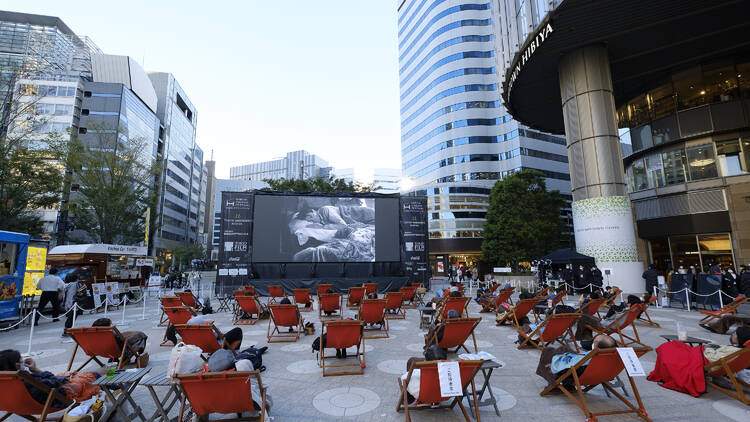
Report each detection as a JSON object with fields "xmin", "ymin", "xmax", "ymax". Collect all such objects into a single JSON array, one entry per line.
[
  {"xmin": 176, "ymin": 291, "xmax": 202, "ymax": 310},
  {"xmin": 400, "ymin": 286, "xmax": 418, "ymax": 308},
  {"xmin": 425, "ymin": 317, "xmax": 481, "ymax": 354},
  {"xmin": 347, "ymin": 286, "xmax": 367, "ymax": 309},
  {"xmin": 480, "ymin": 287, "xmax": 515, "ymax": 313},
  {"xmin": 636, "ymin": 296, "xmax": 661, "ymax": 328},
  {"xmin": 589, "ymin": 304, "xmax": 649, "ymax": 348},
  {"xmin": 267, "ymin": 285, "xmax": 285, "ymax": 304},
  {"xmin": 359, "ymin": 298, "xmax": 389, "ymax": 339},
  {"xmin": 364, "ymin": 282, "xmax": 378, "ymax": 296},
  {"xmin": 601, "ymin": 288, "xmax": 623, "ymax": 308},
  {"xmin": 580, "ymin": 297, "xmax": 606, "ymax": 318},
  {"xmin": 320, "ymin": 320, "xmax": 365, "ymax": 376},
  {"xmin": 540, "ymin": 347, "xmax": 652, "ymax": 422},
  {"xmin": 174, "ymin": 323, "xmax": 236, "ymax": 360},
  {"xmin": 396, "ymin": 360, "xmax": 482, "ymax": 422},
  {"xmin": 705, "ymin": 339, "xmax": 750, "ymax": 405},
  {"xmin": 317, "ymin": 283, "xmax": 333, "ymax": 297},
  {"xmin": 292, "ymin": 288, "xmax": 313, "ymax": 312},
  {"xmin": 243, "ymin": 285, "xmax": 256, "ymax": 295},
  {"xmin": 699, "ymin": 296, "xmax": 749, "ymax": 324},
  {"xmin": 385, "ymin": 291, "xmax": 406, "ymax": 320},
  {"xmin": 234, "ymin": 295, "xmax": 264, "ymax": 325},
  {"xmin": 319, "ymin": 293, "xmax": 343, "ymax": 320},
  {"xmin": 177, "ymin": 371, "xmax": 267, "ymax": 422},
  {"xmin": 161, "ymin": 306, "xmax": 197, "ymax": 346},
  {"xmin": 267, "ymin": 304, "xmax": 303, "ymax": 343},
  {"xmin": 159, "ymin": 296, "xmax": 184, "ymax": 326},
  {"xmin": 534, "ymin": 286, "xmax": 550, "ymax": 298},
  {"xmin": 479, "ymin": 284, "xmax": 500, "ymax": 303},
  {"xmin": 438, "ymin": 297, "xmax": 471, "ymax": 322},
  {"xmin": 65, "ymin": 326, "xmax": 141, "ymax": 371},
  {"xmin": 496, "ymin": 298, "xmax": 539, "ymax": 327},
  {"xmin": 0, "ymin": 370, "xmax": 74, "ymax": 422},
  {"xmin": 517, "ymin": 313, "xmax": 580, "ymax": 351}
]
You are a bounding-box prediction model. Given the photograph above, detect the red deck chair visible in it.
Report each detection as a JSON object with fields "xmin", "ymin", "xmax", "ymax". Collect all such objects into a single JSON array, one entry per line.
[
  {"xmin": 385, "ymin": 291, "xmax": 406, "ymax": 319},
  {"xmin": 579, "ymin": 297, "xmax": 606, "ymax": 318},
  {"xmin": 243, "ymin": 284, "xmax": 256, "ymax": 295},
  {"xmin": 425, "ymin": 317, "xmax": 481, "ymax": 354},
  {"xmin": 396, "ymin": 360, "xmax": 482, "ymax": 422},
  {"xmin": 317, "ymin": 283, "xmax": 333, "ymax": 297},
  {"xmin": 292, "ymin": 288, "xmax": 313, "ymax": 312},
  {"xmin": 589, "ymin": 304, "xmax": 649, "ymax": 348},
  {"xmin": 534, "ymin": 286, "xmax": 550, "ymax": 298},
  {"xmin": 439, "ymin": 297, "xmax": 471, "ymax": 322},
  {"xmin": 161, "ymin": 306, "xmax": 197, "ymax": 346},
  {"xmin": 176, "ymin": 291, "xmax": 202, "ymax": 310},
  {"xmin": 347, "ymin": 286, "xmax": 367, "ymax": 309},
  {"xmin": 320, "ymin": 320, "xmax": 365, "ymax": 376},
  {"xmin": 601, "ymin": 288, "xmax": 623, "ymax": 309},
  {"xmin": 705, "ymin": 339, "xmax": 750, "ymax": 405},
  {"xmin": 364, "ymin": 282, "xmax": 378, "ymax": 296},
  {"xmin": 358, "ymin": 298, "xmax": 388, "ymax": 339},
  {"xmin": 480, "ymin": 286, "xmax": 514, "ymax": 313},
  {"xmin": 0, "ymin": 370, "xmax": 73, "ymax": 421},
  {"xmin": 159, "ymin": 296, "xmax": 184, "ymax": 326},
  {"xmin": 234, "ymin": 295, "xmax": 264, "ymax": 325},
  {"xmin": 636, "ymin": 296, "xmax": 661, "ymax": 328},
  {"xmin": 267, "ymin": 285, "xmax": 285, "ymax": 304},
  {"xmin": 174, "ymin": 323, "xmax": 236, "ymax": 360},
  {"xmin": 517, "ymin": 312, "xmax": 580, "ymax": 351},
  {"xmin": 699, "ymin": 296, "xmax": 748, "ymax": 324},
  {"xmin": 411, "ymin": 282, "xmax": 423, "ymax": 288},
  {"xmin": 319, "ymin": 293, "xmax": 343, "ymax": 320},
  {"xmin": 496, "ymin": 297, "xmax": 538, "ymax": 327},
  {"xmin": 540, "ymin": 347, "xmax": 652, "ymax": 422},
  {"xmin": 400, "ymin": 286, "xmax": 418, "ymax": 308},
  {"xmin": 267, "ymin": 304, "xmax": 303, "ymax": 343},
  {"xmin": 177, "ymin": 371, "xmax": 267, "ymax": 422},
  {"xmin": 65, "ymin": 326, "xmax": 141, "ymax": 371}
]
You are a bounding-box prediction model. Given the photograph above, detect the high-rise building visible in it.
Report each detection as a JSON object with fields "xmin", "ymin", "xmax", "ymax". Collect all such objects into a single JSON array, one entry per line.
[
  {"xmin": 373, "ymin": 168, "xmax": 402, "ymax": 194},
  {"xmin": 397, "ymin": 0, "xmax": 570, "ymax": 274},
  {"xmin": 230, "ymin": 150, "xmax": 332, "ymax": 181},
  {"xmin": 203, "ymin": 158, "xmax": 216, "ymax": 248},
  {"xmin": 209, "ymin": 179, "xmax": 268, "ymax": 260}
]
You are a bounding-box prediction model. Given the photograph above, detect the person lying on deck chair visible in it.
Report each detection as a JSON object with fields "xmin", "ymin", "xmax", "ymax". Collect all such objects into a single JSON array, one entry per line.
[
  {"xmin": 699, "ymin": 308, "xmax": 750, "ymax": 334},
  {"xmin": 424, "ymin": 310, "xmax": 461, "ymax": 350},
  {"xmin": 91, "ymin": 318, "xmax": 147, "ymax": 363},
  {"xmin": 165, "ymin": 314, "xmax": 244, "ymax": 350},
  {"xmin": 574, "ymin": 294, "xmax": 646, "ymax": 344},
  {"xmin": 535, "ymin": 334, "xmax": 617, "ymax": 389},
  {"xmin": 399, "ymin": 344, "xmax": 448, "ymax": 404}
]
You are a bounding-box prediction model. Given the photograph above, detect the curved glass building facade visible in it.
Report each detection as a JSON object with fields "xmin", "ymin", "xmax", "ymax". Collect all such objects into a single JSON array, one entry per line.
[{"xmin": 397, "ymin": 0, "xmax": 570, "ymax": 273}]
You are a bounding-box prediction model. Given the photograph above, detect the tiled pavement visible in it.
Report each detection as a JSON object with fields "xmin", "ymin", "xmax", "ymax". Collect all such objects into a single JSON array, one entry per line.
[{"xmin": 2, "ymin": 290, "xmax": 749, "ymax": 421}]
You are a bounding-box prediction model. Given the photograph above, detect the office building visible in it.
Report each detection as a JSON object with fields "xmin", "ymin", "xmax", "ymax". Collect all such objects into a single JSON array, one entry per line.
[
  {"xmin": 493, "ymin": 0, "xmax": 750, "ymax": 291},
  {"xmin": 396, "ymin": 0, "xmax": 570, "ymax": 274},
  {"xmin": 230, "ymin": 150, "xmax": 332, "ymax": 181},
  {"xmin": 373, "ymin": 168, "xmax": 402, "ymax": 194},
  {"xmin": 203, "ymin": 158, "xmax": 216, "ymax": 248},
  {"xmin": 209, "ymin": 179, "xmax": 268, "ymax": 260}
]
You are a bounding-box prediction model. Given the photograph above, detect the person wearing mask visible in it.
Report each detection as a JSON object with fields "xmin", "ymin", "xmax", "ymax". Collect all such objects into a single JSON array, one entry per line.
[
  {"xmin": 722, "ymin": 268, "xmax": 739, "ymax": 297},
  {"xmin": 590, "ymin": 266, "xmax": 603, "ymax": 291},
  {"xmin": 642, "ymin": 264, "xmax": 659, "ymax": 296},
  {"xmin": 562, "ymin": 264, "xmax": 574, "ymax": 290},
  {"xmin": 34, "ymin": 268, "xmax": 65, "ymax": 325},
  {"xmin": 740, "ymin": 265, "xmax": 750, "ymax": 297},
  {"xmin": 582, "ymin": 265, "xmax": 594, "ymax": 293}
]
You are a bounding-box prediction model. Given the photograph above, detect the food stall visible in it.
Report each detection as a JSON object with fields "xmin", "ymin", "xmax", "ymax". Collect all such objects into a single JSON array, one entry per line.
[
  {"xmin": 0, "ymin": 230, "xmax": 29, "ymax": 321},
  {"xmin": 46, "ymin": 244, "xmax": 153, "ymax": 288}
]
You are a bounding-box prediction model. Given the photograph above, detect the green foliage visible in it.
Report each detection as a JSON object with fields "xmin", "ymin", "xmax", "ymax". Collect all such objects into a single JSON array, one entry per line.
[
  {"xmin": 173, "ymin": 243, "xmax": 205, "ymax": 267},
  {"xmin": 481, "ymin": 169, "xmax": 565, "ymax": 269},
  {"xmin": 261, "ymin": 176, "xmax": 374, "ymax": 193}
]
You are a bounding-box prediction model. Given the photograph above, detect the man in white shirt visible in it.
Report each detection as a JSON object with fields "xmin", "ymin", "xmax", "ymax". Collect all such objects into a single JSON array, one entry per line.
[{"xmin": 34, "ymin": 268, "xmax": 65, "ymax": 325}]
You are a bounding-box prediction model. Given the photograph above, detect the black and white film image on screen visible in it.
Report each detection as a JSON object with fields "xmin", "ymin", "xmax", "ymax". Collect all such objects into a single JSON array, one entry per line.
[{"xmin": 280, "ymin": 196, "xmax": 375, "ymax": 262}]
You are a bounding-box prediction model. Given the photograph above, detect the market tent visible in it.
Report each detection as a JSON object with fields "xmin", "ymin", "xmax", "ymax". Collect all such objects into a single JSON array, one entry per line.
[{"xmin": 539, "ymin": 248, "xmax": 595, "ymax": 267}]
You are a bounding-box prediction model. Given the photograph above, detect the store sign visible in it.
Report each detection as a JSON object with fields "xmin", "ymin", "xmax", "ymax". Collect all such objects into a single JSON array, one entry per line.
[
  {"xmin": 507, "ymin": 22, "xmax": 554, "ymax": 95},
  {"xmin": 135, "ymin": 258, "xmax": 154, "ymax": 267}
]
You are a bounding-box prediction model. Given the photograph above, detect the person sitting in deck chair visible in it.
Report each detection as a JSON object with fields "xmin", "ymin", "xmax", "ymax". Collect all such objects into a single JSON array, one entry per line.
[
  {"xmin": 424, "ymin": 310, "xmax": 461, "ymax": 350},
  {"xmin": 180, "ymin": 314, "xmax": 244, "ymax": 350},
  {"xmin": 91, "ymin": 318, "xmax": 148, "ymax": 363},
  {"xmin": 399, "ymin": 345, "xmax": 448, "ymax": 404},
  {"xmin": 279, "ymin": 298, "xmax": 305, "ymax": 332},
  {"xmin": 535, "ymin": 334, "xmax": 617, "ymax": 389}
]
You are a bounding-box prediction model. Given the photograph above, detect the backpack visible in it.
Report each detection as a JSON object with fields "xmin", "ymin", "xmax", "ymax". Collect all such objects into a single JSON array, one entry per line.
[
  {"xmin": 312, "ymin": 333, "xmax": 326, "ymax": 352},
  {"xmin": 235, "ymin": 346, "xmax": 267, "ymax": 372}
]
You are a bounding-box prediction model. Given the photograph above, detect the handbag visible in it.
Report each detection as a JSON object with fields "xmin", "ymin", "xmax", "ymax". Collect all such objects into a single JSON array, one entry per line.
[
  {"xmin": 136, "ymin": 352, "xmax": 149, "ymax": 368},
  {"xmin": 62, "ymin": 402, "xmax": 105, "ymax": 422}
]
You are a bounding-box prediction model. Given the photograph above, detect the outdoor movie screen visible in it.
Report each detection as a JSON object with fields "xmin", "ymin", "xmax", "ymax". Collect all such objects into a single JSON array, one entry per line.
[{"xmin": 252, "ymin": 195, "xmax": 400, "ymax": 263}]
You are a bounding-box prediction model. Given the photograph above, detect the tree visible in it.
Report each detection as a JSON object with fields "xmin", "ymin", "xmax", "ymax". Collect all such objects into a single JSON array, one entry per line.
[
  {"xmin": 173, "ymin": 243, "xmax": 205, "ymax": 268},
  {"xmin": 262, "ymin": 175, "xmax": 374, "ymax": 193},
  {"xmin": 64, "ymin": 124, "xmax": 161, "ymax": 245},
  {"xmin": 0, "ymin": 71, "xmax": 66, "ymax": 237},
  {"xmin": 481, "ymin": 169, "xmax": 565, "ymax": 270}
]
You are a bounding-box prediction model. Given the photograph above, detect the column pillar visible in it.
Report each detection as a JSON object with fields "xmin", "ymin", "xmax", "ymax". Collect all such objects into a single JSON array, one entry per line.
[{"xmin": 558, "ymin": 45, "xmax": 644, "ymax": 293}]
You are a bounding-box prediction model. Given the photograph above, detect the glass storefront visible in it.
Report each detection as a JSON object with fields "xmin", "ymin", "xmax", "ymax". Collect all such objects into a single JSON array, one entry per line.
[{"xmin": 648, "ymin": 233, "xmax": 734, "ymax": 272}]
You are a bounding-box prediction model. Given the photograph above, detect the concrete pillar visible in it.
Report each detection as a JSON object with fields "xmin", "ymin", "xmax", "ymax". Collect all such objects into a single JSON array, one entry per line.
[{"xmin": 558, "ymin": 45, "xmax": 644, "ymax": 293}]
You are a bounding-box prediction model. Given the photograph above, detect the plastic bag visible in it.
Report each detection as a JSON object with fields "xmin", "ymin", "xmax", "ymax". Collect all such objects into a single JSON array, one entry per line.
[{"xmin": 167, "ymin": 342, "xmax": 204, "ymax": 380}]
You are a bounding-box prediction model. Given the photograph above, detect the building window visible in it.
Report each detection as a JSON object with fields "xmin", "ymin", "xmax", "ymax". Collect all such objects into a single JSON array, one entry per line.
[
  {"xmin": 630, "ymin": 159, "xmax": 647, "ymax": 191},
  {"xmin": 685, "ymin": 143, "xmax": 718, "ymax": 180},
  {"xmin": 716, "ymin": 139, "xmax": 745, "ymax": 176},
  {"xmin": 703, "ymin": 60, "xmax": 740, "ymax": 103},
  {"xmin": 645, "ymin": 154, "xmax": 665, "ymax": 188},
  {"xmin": 673, "ymin": 66, "xmax": 707, "ymax": 110},
  {"xmin": 661, "ymin": 147, "xmax": 686, "ymax": 186}
]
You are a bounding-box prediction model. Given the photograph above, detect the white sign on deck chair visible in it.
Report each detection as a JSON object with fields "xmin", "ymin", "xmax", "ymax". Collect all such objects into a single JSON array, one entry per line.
[{"xmin": 437, "ymin": 361, "xmax": 463, "ymax": 397}]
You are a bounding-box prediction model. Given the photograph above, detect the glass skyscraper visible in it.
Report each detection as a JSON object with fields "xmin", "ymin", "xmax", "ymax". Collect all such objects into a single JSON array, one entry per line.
[{"xmin": 397, "ymin": 0, "xmax": 571, "ymax": 273}]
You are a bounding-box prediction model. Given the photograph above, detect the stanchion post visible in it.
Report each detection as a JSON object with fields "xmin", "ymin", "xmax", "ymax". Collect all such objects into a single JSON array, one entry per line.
[
  {"xmin": 104, "ymin": 298, "xmax": 108, "ymax": 317},
  {"xmin": 718, "ymin": 290, "xmax": 724, "ymax": 309},
  {"xmin": 27, "ymin": 310, "xmax": 36, "ymax": 355},
  {"xmin": 685, "ymin": 288, "xmax": 691, "ymax": 312},
  {"xmin": 653, "ymin": 286, "xmax": 659, "ymax": 308},
  {"xmin": 72, "ymin": 304, "xmax": 77, "ymax": 329},
  {"xmin": 121, "ymin": 296, "xmax": 127, "ymax": 325},
  {"xmin": 142, "ymin": 293, "xmax": 147, "ymax": 320}
]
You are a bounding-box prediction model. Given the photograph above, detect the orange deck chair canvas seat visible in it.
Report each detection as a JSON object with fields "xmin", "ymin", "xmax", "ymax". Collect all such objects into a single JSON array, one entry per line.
[
  {"xmin": 496, "ymin": 297, "xmax": 539, "ymax": 327},
  {"xmin": 177, "ymin": 371, "xmax": 267, "ymax": 422},
  {"xmin": 267, "ymin": 285, "xmax": 285, "ymax": 304},
  {"xmin": 637, "ymin": 296, "xmax": 661, "ymax": 328},
  {"xmin": 439, "ymin": 297, "xmax": 471, "ymax": 322},
  {"xmin": 396, "ymin": 360, "xmax": 483, "ymax": 422},
  {"xmin": 176, "ymin": 291, "xmax": 202, "ymax": 310},
  {"xmin": 243, "ymin": 285, "xmax": 256, "ymax": 295},
  {"xmin": 699, "ymin": 296, "xmax": 749, "ymax": 324},
  {"xmin": 359, "ymin": 298, "xmax": 389, "ymax": 339},
  {"xmin": 65, "ymin": 326, "xmax": 142, "ymax": 371},
  {"xmin": 317, "ymin": 283, "xmax": 333, "ymax": 297},
  {"xmin": 579, "ymin": 297, "xmax": 606, "ymax": 318},
  {"xmin": 267, "ymin": 304, "xmax": 303, "ymax": 343},
  {"xmin": 292, "ymin": 288, "xmax": 313, "ymax": 312},
  {"xmin": 540, "ymin": 347, "xmax": 652, "ymax": 422},
  {"xmin": 319, "ymin": 293, "xmax": 343, "ymax": 320},
  {"xmin": 161, "ymin": 306, "xmax": 197, "ymax": 346},
  {"xmin": 320, "ymin": 320, "xmax": 365, "ymax": 376},
  {"xmin": 589, "ymin": 304, "xmax": 649, "ymax": 348},
  {"xmin": 159, "ymin": 296, "xmax": 184, "ymax": 326},
  {"xmin": 517, "ymin": 312, "xmax": 580, "ymax": 351},
  {"xmin": 425, "ymin": 317, "xmax": 481, "ymax": 354},
  {"xmin": 704, "ymin": 340, "xmax": 750, "ymax": 405},
  {"xmin": 174, "ymin": 323, "xmax": 236, "ymax": 360},
  {"xmin": 234, "ymin": 295, "xmax": 263, "ymax": 325},
  {"xmin": 0, "ymin": 370, "xmax": 74, "ymax": 422},
  {"xmin": 385, "ymin": 291, "xmax": 406, "ymax": 320},
  {"xmin": 479, "ymin": 286, "xmax": 513, "ymax": 313},
  {"xmin": 400, "ymin": 286, "xmax": 418, "ymax": 308},
  {"xmin": 347, "ymin": 286, "xmax": 366, "ymax": 309},
  {"xmin": 364, "ymin": 282, "xmax": 378, "ymax": 297}
]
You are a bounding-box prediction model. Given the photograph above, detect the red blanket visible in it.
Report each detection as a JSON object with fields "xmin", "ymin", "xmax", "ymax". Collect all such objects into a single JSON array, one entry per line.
[{"xmin": 647, "ymin": 341, "xmax": 707, "ymax": 397}]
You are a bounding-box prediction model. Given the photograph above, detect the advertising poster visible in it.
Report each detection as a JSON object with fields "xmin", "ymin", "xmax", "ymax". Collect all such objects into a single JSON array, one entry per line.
[
  {"xmin": 0, "ymin": 233, "xmax": 28, "ymax": 320},
  {"xmin": 217, "ymin": 191, "xmax": 254, "ymax": 294},
  {"xmin": 91, "ymin": 283, "xmax": 103, "ymax": 308},
  {"xmin": 104, "ymin": 282, "xmax": 119, "ymax": 305},
  {"xmin": 399, "ymin": 197, "xmax": 429, "ymax": 287},
  {"xmin": 23, "ymin": 246, "xmax": 46, "ymax": 296}
]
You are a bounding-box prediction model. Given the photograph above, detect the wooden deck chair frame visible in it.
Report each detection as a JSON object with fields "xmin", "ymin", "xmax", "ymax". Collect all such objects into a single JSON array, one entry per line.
[
  {"xmin": 176, "ymin": 371, "xmax": 266, "ymax": 422},
  {"xmin": 579, "ymin": 297, "xmax": 606, "ymax": 318},
  {"xmin": 496, "ymin": 298, "xmax": 539, "ymax": 327},
  {"xmin": 65, "ymin": 326, "xmax": 140, "ymax": 372},
  {"xmin": 425, "ymin": 317, "xmax": 481, "ymax": 354},
  {"xmin": 158, "ymin": 296, "xmax": 184, "ymax": 326},
  {"xmin": 534, "ymin": 286, "xmax": 550, "ymax": 298},
  {"xmin": 318, "ymin": 293, "xmax": 344, "ymax": 321},
  {"xmin": 317, "ymin": 283, "xmax": 333, "ymax": 297},
  {"xmin": 0, "ymin": 370, "xmax": 74, "ymax": 422},
  {"xmin": 347, "ymin": 286, "xmax": 367, "ymax": 309},
  {"xmin": 319, "ymin": 320, "xmax": 365, "ymax": 376},
  {"xmin": 437, "ymin": 297, "xmax": 471, "ymax": 322},
  {"xmin": 385, "ymin": 291, "xmax": 406, "ymax": 320},
  {"xmin": 176, "ymin": 291, "xmax": 202, "ymax": 310},
  {"xmin": 396, "ymin": 360, "xmax": 483, "ymax": 422},
  {"xmin": 601, "ymin": 288, "xmax": 623, "ymax": 309},
  {"xmin": 704, "ymin": 340, "xmax": 750, "ymax": 406},
  {"xmin": 243, "ymin": 285, "xmax": 256, "ymax": 295},
  {"xmin": 173, "ymin": 323, "xmax": 236, "ymax": 360},
  {"xmin": 364, "ymin": 282, "xmax": 378, "ymax": 297},
  {"xmin": 234, "ymin": 295, "xmax": 263, "ymax": 325},
  {"xmin": 358, "ymin": 298, "xmax": 389, "ymax": 339},
  {"xmin": 400, "ymin": 286, "xmax": 418, "ymax": 309},
  {"xmin": 480, "ymin": 287, "xmax": 515, "ymax": 313},
  {"xmin": 636, "ymin": 297, "xmax": 661, "ymax": 328},
  {"xmin": 292, "ymin": 288, "xmax": 313, "ymax": 312},
  {"xmin": 517, "ymin": 312, "xmax": 580, "ymax": 351},
  {"xmin": 589, "ymin": 304, "xmax": 649, "ymax": 348},
  {"xmin": 267, "ymin": 285, "xmax": 285, "ymax": 304},
  {"xmin": 161, "ymin": 306, "xmax": 197, "ymax": 346},
  {"xmin": 267, "ymin": 304, "xmax": 303, "ymax": 343},
  {"xmin": 699, "ymin": 296, "xmax": 748, "ymax": 324},
  {"xmin": 540, "ymin": 347, "xmax": 652, "ymax": 422}
]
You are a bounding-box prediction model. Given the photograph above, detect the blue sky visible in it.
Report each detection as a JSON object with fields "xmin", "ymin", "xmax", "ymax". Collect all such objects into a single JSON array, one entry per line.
[{"xmin": 8, "ymin": 1, "xmax": 402, "ymax": 179}]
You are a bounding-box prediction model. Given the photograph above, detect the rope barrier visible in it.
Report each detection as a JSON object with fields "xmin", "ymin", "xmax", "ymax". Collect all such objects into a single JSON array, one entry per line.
[
  {"xmin": 0, "ymin": 312, "xmax": 32, "ymax": 332},
  {"xmin": 35, "ymin": 305, "xmax": 77, "ymax": 320}
]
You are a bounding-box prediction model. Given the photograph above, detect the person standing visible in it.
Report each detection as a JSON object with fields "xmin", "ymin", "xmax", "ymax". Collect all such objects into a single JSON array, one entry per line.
[
  {"xmin": 62, "ymin": 274, "xmax": 87, "ymax": 337},
  {"xmin": 722, "ymin": 268, "xmax": 739, "ymax": 297},
  {"xmin": 590, "ymin": 266, "xmax": 603, "ymax": 291},
  {"xmin": 575, "ymin": 265, "xmax": 586, "ymax": 293},
  {"xmin": 457, "ymin": 267, "xmax": 463, "ymax": 283},
  {"xmin": 642, "ymin": 264, "xmax": 659, "ymax": 295},
  {"xmin": 562, "ymin": 264, "xmax": 574, "ymax": 291},
  {"xmin": 740, "ymin": 265, "xmax": 750, "ymax": 297},
  {"xmin": 34, "ymin": 268, "xmax": 64, "ymax": 325}
]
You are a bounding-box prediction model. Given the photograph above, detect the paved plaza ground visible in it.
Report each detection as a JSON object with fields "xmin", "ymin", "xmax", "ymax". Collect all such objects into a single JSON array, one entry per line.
[{"xmin": 2, "ymin": 283, "xmax": 749, "ymax": 421}]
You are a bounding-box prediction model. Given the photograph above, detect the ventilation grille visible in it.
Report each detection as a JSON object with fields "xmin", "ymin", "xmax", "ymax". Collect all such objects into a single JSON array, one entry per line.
[{"xmin": 634, "ymin": 189, "xmax": 726, "ymax": 220}]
